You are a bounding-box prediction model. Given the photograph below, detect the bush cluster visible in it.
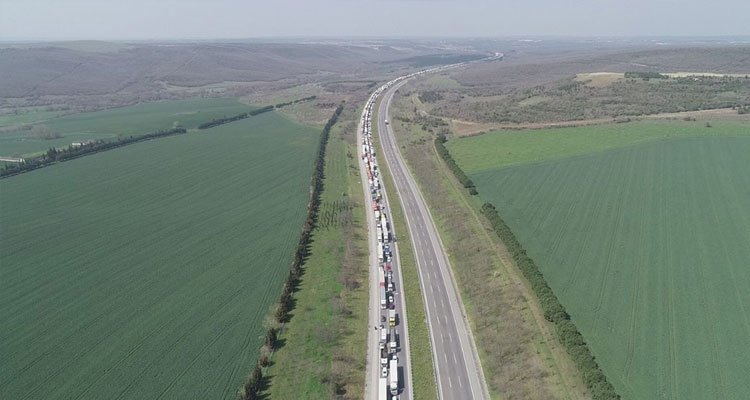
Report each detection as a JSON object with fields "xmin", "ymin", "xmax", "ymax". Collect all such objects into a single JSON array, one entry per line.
[
  {"xmin": 434, "ymin": 133, "xmax": 477, "ymax": 195},
  {"xmin": 1, "ymin": 127, "xmax": 187, "ymax": 178},
  {"xmin": 237, "ymin": 103, "xmax": 345, "ymax": 400},
  {"xmin": 480, "ymin": 203, "xmax": 620, "ymax": 400}
]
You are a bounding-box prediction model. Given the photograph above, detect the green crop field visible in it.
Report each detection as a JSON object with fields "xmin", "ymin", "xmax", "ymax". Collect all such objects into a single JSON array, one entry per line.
[
  {"xmin": 449, "ymin": 122, "xmax": 750, "ymax": 399},
  {"xmin": 0, "ymin": 98, "xmax": 252, "ymax": 157},
  {"xmin": 0, "ymin": 112, "xmax": 318, "ymax": 399},
  {"xmin": 447, "ymin": 120, "xmax": 750, "ymax": 174}
]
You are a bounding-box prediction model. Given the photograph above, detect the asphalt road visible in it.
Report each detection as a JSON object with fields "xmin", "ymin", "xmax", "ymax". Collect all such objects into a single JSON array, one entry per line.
[
  {"xmin": 376, "ymin": 80, "xmax": 489, "ymax": 400},
  {"xmin": 360, "ymin": 89, "xmax": 413, "ymax": 400}
]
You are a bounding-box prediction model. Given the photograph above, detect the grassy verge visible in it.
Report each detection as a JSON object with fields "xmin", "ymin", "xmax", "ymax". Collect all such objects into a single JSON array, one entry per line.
[
  {"xmin": 264, "ymin": 105, "xmax": 369, "ymax": 399},
  {"xmin": 372, "ymin": 107, "xmax": 439, "ymax": 400},
  {"xmin": 388, "ymin": 91, "xmax": 590, "ymax": 399}
]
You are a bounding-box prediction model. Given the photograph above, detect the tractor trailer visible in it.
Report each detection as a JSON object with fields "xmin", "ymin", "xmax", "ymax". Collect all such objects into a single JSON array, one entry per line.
[
  {"xmin": 379, "ymin": 378, "xmax": 388, "ymax": 400},
  {"xmin": 389, "ymin": 359, "xmax": 399, "ymax": 395}
]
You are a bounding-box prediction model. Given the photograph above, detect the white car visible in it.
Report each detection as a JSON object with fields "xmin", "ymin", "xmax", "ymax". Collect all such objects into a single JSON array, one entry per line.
[{"xmin": 381, "ymin": 366, "xmax": 388, "ymax": 378}]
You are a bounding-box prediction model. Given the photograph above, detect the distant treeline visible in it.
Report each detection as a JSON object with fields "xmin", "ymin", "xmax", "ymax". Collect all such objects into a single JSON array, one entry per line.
[
  {"xmin": 625, "ymin": 71, "xmax": 668, "ymax": 80},
  {"xmin": 199, "ymin": 96, "xmax": 317, "ymax": 130},
  {"xmin": 197, "ymin": 105, "xmax": 274, "ymax": 129},
  {"xmin": 0, "ymin": 127, "xmax": 187, "ymax": 178},
  {"xmin": 274, "ymin": 95, "xmax": 317, "ymax": 109},
  {"xmin": 480, "ymin": 203, "xmax": 620, "ymax": 400},
  {"xmin": 236, "ymin": 102, "xmax": 344, "ymax": 400},
  {"xmin": 434, "ymin": 132, "xmax": 477, "ymax": 195}
]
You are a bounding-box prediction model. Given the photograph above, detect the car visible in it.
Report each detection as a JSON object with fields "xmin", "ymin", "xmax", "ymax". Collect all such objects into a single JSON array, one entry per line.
[
  {"xmin": 388, "ymin": 294, "xmax": 394, "ymax": 305},
  {"xmin": 381, "ymin": 366, "xmax": 388, "ymax": 378}
]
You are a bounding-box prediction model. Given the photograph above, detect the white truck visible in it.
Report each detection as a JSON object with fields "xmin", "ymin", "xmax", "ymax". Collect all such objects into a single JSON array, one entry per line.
[
  {"xmin": 380, "ymin": 285, "xmax": 386, "ymax": 309},
  {"xmin": 388, "ymin": 309, "xmax": 396, "ymax": 327},
  {"xmin": 389, "ymin": 328, "xmax": 398, "ymax": 352},
  {"xmin": 389, "ymin": 359, "xmax": 399, "ymax": 395},
  {"xmin": 379, "ymin": 377, "xmax": 388, "ymax": 400},
  {"xmin": 377, "ymin": 243, "xmax": 384, "ymax": 261}
]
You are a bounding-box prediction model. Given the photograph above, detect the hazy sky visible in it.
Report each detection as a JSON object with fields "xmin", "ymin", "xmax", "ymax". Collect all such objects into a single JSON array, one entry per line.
[{"xmin": 1, "ymin": 0, "xmax": 749, "ymax": 40}]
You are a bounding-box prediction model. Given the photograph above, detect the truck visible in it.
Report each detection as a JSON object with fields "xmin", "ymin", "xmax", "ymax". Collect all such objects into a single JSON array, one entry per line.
[
  {"xmin": 379, "ymin": 377, "xmax": 388, "ymax": 400},
  {"xmin": 388, "ymin": 309, "xmax": 396, "ymax": 327},
  {"xmin": 377, "ymin": 243, "xmax": 384, "ymax": 261},
  {"xmin": 389, "ymin": 328, "xmax": 398, "ymax": 352},
  {"xmin": 380, "ymin": 325, "xmax": 387, "ymax": 345},
  {"xmin": 380, "ymin": 347, "xmax": 389, "ymax": 366},
  {"xmin": 380, "ymin": 285, "xmax": 386, "ymax": 309},
  {"xmin": 389, "ymin": 359, "xmax": 399, "ymax": 395}
]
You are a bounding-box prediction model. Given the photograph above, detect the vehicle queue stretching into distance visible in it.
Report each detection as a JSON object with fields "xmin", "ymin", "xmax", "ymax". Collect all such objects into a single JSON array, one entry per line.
[
  {"xmin": 361, "ymin": 57, "xmax": 495, "ymax": 400},
  {"xmin": 361, "ymin": 80, "xmax": 402, "ymax": 399},
  {"xmin": 361, "ymin": 62, "xmax": 468, "ymax": 399}
]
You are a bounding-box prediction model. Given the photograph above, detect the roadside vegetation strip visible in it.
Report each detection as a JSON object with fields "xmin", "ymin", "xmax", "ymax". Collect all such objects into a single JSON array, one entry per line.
[
  {"xmin": 469, "ymin": 137, "xmax": 750, "ymax": 400},
  {"xmin": 0, "ymin": 113, "xmax": 318, "ymax": 400},
  {"xmin": 237, "ymin": 104, "xmax": 345, "ymax": 400},
  {"xmin": 480, "ymin": 203, "xmax": 619, "ymax": 400},
  {"xmin": 387, "ymin": 96, "xmax": 588, "ymax": 399},
  {"xmin": 373, "ymin": 110, "xmax": 439, "ymax": 400},
  {"xmin": 434, "ymin": 131, "xmax": 476, "ymax": 195},
  {"xmin": 264, "ymin": 116, "xmax": 368, "ymax": 399}
]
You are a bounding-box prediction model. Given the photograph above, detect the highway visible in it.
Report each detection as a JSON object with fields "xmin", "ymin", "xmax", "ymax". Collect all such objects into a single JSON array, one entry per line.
[
  {"xmin": 363, "ymin": 57, "xmax": 498, "ymax": 400},
  {"xmin": 360, "ymin": 87, "xmax": 413, "ymax": 400},
  {"xmin": 376, "ymin": 80, "xmax": 490, "ymax": 399}
]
